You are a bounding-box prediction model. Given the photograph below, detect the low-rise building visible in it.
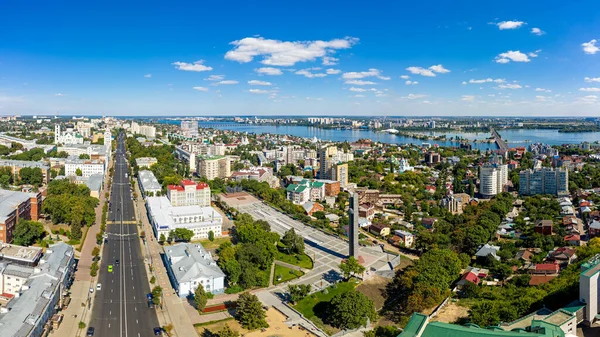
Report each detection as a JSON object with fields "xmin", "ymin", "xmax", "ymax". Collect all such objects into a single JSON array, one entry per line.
[
  {"xmin": 302, "ymin": 201, "xmax": 324, "ymax": 216},
  {"xmin": 167, "ymin": 180, "xmax": 211, "ymax": 207},
  {"xmin": 138, "ymin": 170, "xmax": 162, "ymax": 198},
  {"xmin": 0, "ymin": 243, "xmax": 75, "ymax": 337},
  {"xmin": 0, "ymin": 159, "xmax": 51, "ymax": 184},
  {"xmin": 163, "ymin": 243, "xmax": 225, "ymax": 297},
  {"xmin": 369, "ymin": 223, "xmax": 390, "ymax": 237},
  {"xmin": 135, "ymin": 157, "xmax": 157, "ymax": 168},
  {"xmin": 534, "ymin": 219, "xmax": 554, "ymax": 236},
  {"xmin": 0, "ymin": 189, "xmax": 42, "ymax": 244},
  {"xmin": 393, "ymin": 230, "xmax": 414, "ymax": 248},
  {"xmin": 146, "ymin": 196, "xmax": 222, "ymax": 241},
  {"xmin": 65, "ymin": 159, "xmax": 105, "ymax": 178}
]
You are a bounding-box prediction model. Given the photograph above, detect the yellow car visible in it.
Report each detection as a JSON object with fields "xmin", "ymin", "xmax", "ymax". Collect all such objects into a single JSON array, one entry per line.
[{"xmin": 108, "ymin": 265, "xmax": 113, "ymax": 273}]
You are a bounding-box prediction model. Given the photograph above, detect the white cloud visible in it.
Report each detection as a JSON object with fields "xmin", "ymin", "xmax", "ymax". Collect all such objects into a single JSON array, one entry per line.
[
  {"xmin": 585, "ymin": 77, "xmax": 600, "ymax": 83},
  {"xmin": 344, "ymin": 80, "xmax": 376, "ymax": 86},
  {"xmin": 172, "ymin": 60, "xmax": 213, "ymax": 72},
  {"xmin": 531, "ymin": 28, "xmax": 545, "ymax": 36},
  {"xmin": 577, "ymin": 95, "xmax": 598, "ymax": 103},
  {"xmin": 255, "ymin": 67, "xmax": 283, "ymax": 76},
  {"xmin": 497, "ymin": 83, "xmax": 522, "ymax": 89},
  {"xmin": 429, "ymin": 64, "xmax": 451, "ymax": 73},
  {"xmin": 405, "ymin": 80, "xmax": 418, "ymax": 85},
  {"xmin": 249, "ymin": 89, "xmax": 270, "ymax": 94},
  {"xmin": 326, "ymin": 68, "xmax": 341, "ymax": 75},
  {"xmin": 248, "ymin": 80, "xmax": 272, "ymax": 86},
  {"xmin": 295, "ymin": 69, "xmax": 327, "ymax": 78},
  {"xmin": 528, "ymin": 50, "xmax": 541, "ymax": 58},
  {"xmin": 406, "ymin": 67, "xmax": 435, "ymax": 77},
  {"xmin": 144, "ymin": 74, "xmax": 152, "ymax": 78},
  {"xmin": 322, "ymin": 56, "xmax": 339, "ymax": 66},
  {"xmin": 582, "ymin": 40, "xmax": 599, "ymax": 55},
  {"xmin": 349, "ymin": 87, "xmax": 367, "ymax": 92},
  {"xmin": 467, "ymin": 78, "xmax": 505, "ymax": 84},
  {"xmin": 224, "ymin": 36, "xmax": 358, "ymax": 66},
  {"xmin": 461, "ymin": 95, "xmax": 475, "ymax": 101},
  {"xmin": 214, "ymin": 80, "xmax": 239, "ymax": 85},
  {"xmin": 55, "ymin": 93, "xmax": 65, "ymax": 96},
  {"xmin": 495, "ymin": 50, "xmax": 531, "ymax": 63},
  {"xmin": 535, "ymin": 88, "xmax": 551, "ymax": 92},
  {"xmin": 352, "ymin": 94, "xmax": 365, "ymax": 98},
  {"xmin": 580, "ymin": 87, "xmax": 600, "ymax": 92},
  {"xmin": 406, "ymin": 64, "xmax": 450, "ymax": 77},
  {"xmin": 400, "ymin": 75, "xmax": 410, "ymax": 79},
  {"xmin": 462, "ymin": 81, "xmax": 467, "ymax": 85},
  {"xmin": 497, "ymin": 21, "xmax": 526, "ymax": 30},
  {"xmin": 192, "ymin": 87, "xmax": 209, "ymax": 92},
  {"xmin": 342, "ymin": 68, "xmax": 389, "ymax": 80},
  {"xmin": 405, "ymin": 94, "xmax": 428, "ymax": 99},
  {"xmin": 205, "ymin": 75, "xmax": 225, "ymax": 81}
]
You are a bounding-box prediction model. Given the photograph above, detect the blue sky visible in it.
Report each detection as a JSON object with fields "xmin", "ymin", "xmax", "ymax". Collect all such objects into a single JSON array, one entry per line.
[{"xmin": 1, "ymin": 1, "xmax": 600, "ymax": 116}]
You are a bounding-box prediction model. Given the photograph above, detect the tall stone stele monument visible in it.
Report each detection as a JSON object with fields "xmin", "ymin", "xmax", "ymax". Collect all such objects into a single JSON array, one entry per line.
[{"xmin": 348, "ymin": 192, "xmax": 359, "ymax": 258}]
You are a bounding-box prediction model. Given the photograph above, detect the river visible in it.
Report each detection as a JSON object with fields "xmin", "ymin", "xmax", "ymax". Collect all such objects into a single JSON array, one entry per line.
[{"xmin": 157, "ymin": 120, "xmax": 600, "ymax": 150}]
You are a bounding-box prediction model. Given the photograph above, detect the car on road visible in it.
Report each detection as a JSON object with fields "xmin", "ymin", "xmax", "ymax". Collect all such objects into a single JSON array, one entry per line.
[
  {"xmin": 153, "ymin": 327, "xmax": 162, "ymax": 335},
  {"xmin": 96, "ymin": 283, "xmax": 101, "ymax": 291},
  {"xmin": 108, "ymin": 265, "xmax": 113, "ymax": 273},
  {"xmin": 86, "ymin": 327, "xmax": 95, "ymax": 336},
  {"xmin": 89, "ymin": 287, "xmax": 94, "ymax": 293},
  {"xmin": 148, "ymin": 300, "xmax": 154, "ymax": 309},
  {"xmin": 115, "ymin": 259, "xmax": 120, "ymax": 266}
]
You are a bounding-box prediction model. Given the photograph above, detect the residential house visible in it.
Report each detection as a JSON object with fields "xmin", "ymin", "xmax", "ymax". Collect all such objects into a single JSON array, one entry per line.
[
  {"xmin": 302, "ymin": 201, "xmax": 324, "ymax": 216},
  {"xmin": 421, "ymin": 217, "xmax": 437, "ymax": 229},
  {"xmin": 359, "ymin": 203, "xmax": 375, "ymax": 220},
  {"xmin": 530, "ymin": 263, "xmax": 560, "ymax": 275},
  {"xmin": 475, "ymin": 244, "xmax": 501, "ymax": 261},
  {"xmin": 589, "ymin": 220, "xmax": 600, "ymax": 237},
  {"xmin": 393, "ymin": 230, "xmax": 414, "ymax": 248},
  {"xmin": 369, "ymin": 223, "xmax": 391, "ymax": 237},
  {"xmin": 564, "ymin": 234, "xmax": 581, "ymax": 246},
  {"xmin": 546, "ymin": 247, "xmax": 577, "ymax": 267},
  {"xmin": 534, "ymin": 220, "xmax": 554, "ymax": 236}
]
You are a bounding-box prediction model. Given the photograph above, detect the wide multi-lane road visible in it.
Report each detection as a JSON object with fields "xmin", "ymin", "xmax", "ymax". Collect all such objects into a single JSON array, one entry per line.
[{"xmin": 89, "ymin": 132, "xmax": 159, "ymax": 337}]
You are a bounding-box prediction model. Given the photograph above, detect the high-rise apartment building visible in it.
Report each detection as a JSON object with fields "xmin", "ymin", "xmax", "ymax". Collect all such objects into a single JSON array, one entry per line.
[
  {"xmin": 519, "ymin": 167, "xmax": 569, "ymax": 196},
  {"xmin": 197, "ymin": 155, "xmax": 230, "ymax": 180},
  {"xmin": 332, "ymin": 163, "xmax": 349, "ymax": 187},
  {"xmin": 479, "ymin": 162, "xmax": 508, "ymax": 197},
  {"xmin": 319, "ymin": 145, "xmax": 338, "ymax": 179},
  {"xmin": 181, "ymin": 120, "xmax": 199, "ymax": 138}
]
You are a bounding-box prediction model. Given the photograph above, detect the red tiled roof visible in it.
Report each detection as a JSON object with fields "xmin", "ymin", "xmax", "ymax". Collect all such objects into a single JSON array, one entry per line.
[
  {"xmin": 462, "ymin": 272, "xmax": 480, "ymax": 285},
  {"xmin": 167, "ymin": 185, "xmax": 184, "ymax": 191},
  {"xmin": 535, "ymin": 263, "xmax": 559, "ymax": 272},
  {"xmin": 564, "ymin": 234, "xmax": 580, "ymax": 241},
  {"xmin": 529, "ymin": 275, "xmax": 556, "ymax": 286}
]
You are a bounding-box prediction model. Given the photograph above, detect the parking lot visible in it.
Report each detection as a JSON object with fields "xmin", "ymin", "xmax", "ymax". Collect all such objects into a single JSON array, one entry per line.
[{"xmin": 219, "ymin": 192, "xmax": 397, "ymax": 292}]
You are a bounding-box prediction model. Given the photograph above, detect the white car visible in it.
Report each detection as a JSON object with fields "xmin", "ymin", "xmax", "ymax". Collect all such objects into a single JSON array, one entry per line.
[
  {"xmin": 89, "ymin": 287, "xmax": 94, "ymax": 293},
  {"xmin": 96, "ymin": 283, "xmax": 102, "ymax": 291}
]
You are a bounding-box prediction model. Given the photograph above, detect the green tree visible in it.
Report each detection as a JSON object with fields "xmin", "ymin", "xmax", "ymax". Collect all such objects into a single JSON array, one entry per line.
[
  {"xmin": 13, "ymin": 220, "xmax": 45, "ymax": 246},
  {"xmin": 236, "ymin": 292, "xmax": 268, "ymax": 330},
  {"xmin": 151, "ymin": 286, "xmax": 163, "ymax": 305},
  {"xmin": 79, "ymin": 154, "xmax": 91, "ymax": 159},
  {"xmin": 91, "ymin": 246, "xmax": 100, "ymax": 258},
  {"xmin": 339, "ymin": 256, "xmax": 365, "ymax": 279},
  {"xmin": 328, "ymin": 290, "xmax": 377, "ymax": 330},
  {"xmin": 19, "ymin": 167, "xmax": 43, "ymax": 186},
  {"xmin": 194, "ymin": 285, "xmax": 209, "ymax": 313},
  {"xmin": 75, "ymin": 168, "xmax": 83, "ymax": 176},
  {"xmin": 469, "ymin": 301, "xmax": 501, "ymax": 327},
  {"xmin": 281, "ymin": 228, "xmax": 304, "ymax": 255},
  {"xmin": 170, "ymin": 228, "xmax": 194, "ymax": 242},
  {"xmin": 288, "ymin": 284, "xmax": 311, "ymax": 304},
  {"xmin": 363, "ymin": 326, "xmax": 402, "ymax": 337},
  {"xmin": 159, "ymin": 233, "xmax": 166, "ymax": 243},
  {"xmin": 208, "ymin": 230, "xmax": 215, "ymax": 242}
]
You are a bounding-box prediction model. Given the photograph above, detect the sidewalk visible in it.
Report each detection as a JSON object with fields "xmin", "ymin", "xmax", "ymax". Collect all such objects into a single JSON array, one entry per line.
[
  {"xmin": 134, "ymin": 182, "xmax": 199, "ymax": 337},
  {"xmin": 55, "ymin": 159, "xmax": 113, "ymax": 337}
]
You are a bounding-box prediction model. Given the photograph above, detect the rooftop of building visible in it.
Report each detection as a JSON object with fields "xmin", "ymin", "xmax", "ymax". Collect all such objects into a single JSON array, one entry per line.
[
  {"xmin": 0, "ymin": 242, "xmax": 74, "ymax": 337},
  {"xmin": 0, "ymin": 243, "xmax": 42, "ymax": 264},
  {"xmin": 85, "ymin": 173, "xmax": 104, "ymax": 192},
  {"xmin": 0, "ymin": 189, "xmax": 38, "ymax": 223},
  {"xmin": 0, "ymin": 159, "xmax": 50, "ymax": 169},
  {"xmin": 400, "ymin": 312, "xmax": 565, "ymax": 337},
  {"xmin": 138, "ymin": 170, "xmax": 162, "ymax": 191},
  {"xmin": 167, "ymin": 180, "xmax": 209, "ymax": 191},
  {"xmin": 164, "ymin": 243, "xmax": 225, "ymax": 283},
  {"xmin": 146, "ymin": 197, "xmax": 222, "ymax": 230}
]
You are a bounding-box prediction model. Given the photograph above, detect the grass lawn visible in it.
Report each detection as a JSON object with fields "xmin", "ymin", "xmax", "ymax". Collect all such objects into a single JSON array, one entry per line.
[
  {"xmin": 293, "ymin": 281, "xmax": 355, "ymax": 319},
  {"xmin": 273, "ymin": 265, "xmax": 304, "ymax": 285},
  {"xmin": 275, "ymin": 251, "xmax": 313, "ymax": 269},
  {"xmin": 192, "ymin": 236, "xmax": 231, "ymax": 250}
]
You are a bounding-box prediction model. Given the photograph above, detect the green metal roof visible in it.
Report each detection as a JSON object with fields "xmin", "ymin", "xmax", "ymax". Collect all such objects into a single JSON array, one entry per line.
[
  {"xmin": 286, "ymin": 184, "xmax": 307, "ymax": 193},
  {"xmin": 399, "ymin": 313, "xmax": 565, "ymax": 337}
]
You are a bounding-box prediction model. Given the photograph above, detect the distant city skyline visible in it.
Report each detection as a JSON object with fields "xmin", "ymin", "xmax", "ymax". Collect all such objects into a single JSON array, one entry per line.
[{"xmin": 1, "ymin": 1, "xmax": 600, "ymax": 116}]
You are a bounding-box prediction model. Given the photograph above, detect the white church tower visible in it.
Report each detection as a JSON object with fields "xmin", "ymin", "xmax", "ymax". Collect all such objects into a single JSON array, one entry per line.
[{"xmin": 54, "ymin": 124, "xmax": 61, "ymax": 144}]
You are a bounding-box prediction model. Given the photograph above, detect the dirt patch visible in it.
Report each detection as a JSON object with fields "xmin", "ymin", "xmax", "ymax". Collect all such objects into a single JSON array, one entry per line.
[
  {"xmin": 195, "ymin": 308, "xmax": 318, "ymax": 337},
  {"xmin": 430, "ymin": 299, "xmax": 470, "ymax": 324},
  {"xmin": 357, "ymin": 275, "xmax": 390, "ymax": 310}
]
